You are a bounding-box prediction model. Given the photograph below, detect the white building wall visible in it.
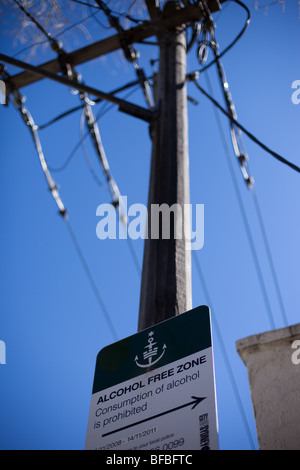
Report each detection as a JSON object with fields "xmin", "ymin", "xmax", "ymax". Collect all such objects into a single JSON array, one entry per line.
[{"xmin": 236, "ymin": 323, "xmax": 300, "ymax": 450}]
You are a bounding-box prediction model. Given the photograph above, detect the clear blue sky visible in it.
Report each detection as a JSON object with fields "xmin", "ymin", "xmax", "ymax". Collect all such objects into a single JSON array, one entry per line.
[{"xmin": 0, "ymin": 0, "xmax": 299, "ymax": 450}]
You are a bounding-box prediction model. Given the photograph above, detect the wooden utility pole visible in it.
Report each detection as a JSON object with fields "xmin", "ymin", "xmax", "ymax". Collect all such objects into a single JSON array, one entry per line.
[{"xmin": 138, "ymin": 1, "xmax": 192, "ymax": 331}]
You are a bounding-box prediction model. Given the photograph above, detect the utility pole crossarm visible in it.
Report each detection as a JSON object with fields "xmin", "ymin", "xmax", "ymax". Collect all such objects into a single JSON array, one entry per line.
[
  {"xmin": 0, "ymin": 53, "xmax": 154, "ymax": 122},
  {"xmin": 9, "ymin": 1, "xmax": 222, "ymax": 90}
]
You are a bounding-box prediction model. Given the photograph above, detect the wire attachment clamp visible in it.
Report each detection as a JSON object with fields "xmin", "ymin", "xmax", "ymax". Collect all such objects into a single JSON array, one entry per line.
[
  {"xmin": 197, "ymin": 0, "xmax": 254, "ymax": 190},
  {"xmin": 0, "ymin": 64, "xmax": 67, "ymax": 218}
]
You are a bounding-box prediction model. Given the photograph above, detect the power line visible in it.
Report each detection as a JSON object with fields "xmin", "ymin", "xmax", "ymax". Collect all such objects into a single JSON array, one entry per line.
[
  {"xmin": 197, "ymin": 9, "xmax": 289, "ymax": 328},
  {"xmin": 47, "ymin": 85, "xmax": 140, "ymax": 174},
  {"xmin": 37, "ymin": 77, "xmax": 144, "ymax": 131},
  {"xmin": 78, "ymin": 99, "xmax": 142, "ymax": 278},
  {"xmin": 202, "ymin": 71, "xmax": 276, "ymax": 331},
  {"xmin": 6, "ymin": 1, "xmax": 142, "ymax": 224},
  {"xmin": 189, "ymin": 2, "xmax": 299, "ymax": 175},
  {"xmin": 13, "ymin": 0, "xmax": 147, "ymax": 256},
  {"xmin": 10, "ymin": 0, "xmax": 143, "ymax": 286},
  {"xmin": 193, "ymin": 252, "xmax": 256, "ymax": 450},
  {"xmin": 90, "ymin": 0, "xmax": 154, "ymax": 110},
  {"xmin": 2, "ymin": 68, "xmax": 135, "ymax": 343},
  {"xmin": 69, "ymin": 0, "xmax": 143, "ymax": 26},
  {"xmin": 12, "ymin": 0, "xmax": 55, "ymax": 46},
  {"xmin": 46, "ymin": 101, "xmax": 117, "ymax": 173},
  {"xmin": 251, "ymin": 184, "xmax": 289, "ymax": 327},
  {"xmin": 207, "ymin": 22, "xmax": 254, "ymax": 189},
  {"xmin": 1, "ymin": 65, "xmax": 119, "ymax": 341},
  {"xmin": 79, "ymin": 107, "xmax": 108, "ymax": 191},
  {"xmin": 7, "ymin": 82, "xmax": 67, "ymax": 218},
  {"xmin": 64, "ymin": 217, "xmax": 119, "ymax": 341},
  {"xmin": 195, "ymin": 0, "xmax": 251, "ymax": 75},
  {"xmin": 12, "ymin": 9, "xmax": 103, "ymax": 58},
  {"xmin": 190, "ymin": 77, "xmax": 300, "ymax": 174}
]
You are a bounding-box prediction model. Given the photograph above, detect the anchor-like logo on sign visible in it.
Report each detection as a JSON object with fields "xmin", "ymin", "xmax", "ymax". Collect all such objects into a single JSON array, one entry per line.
[{"xmin": 135, "ymin": 330, "xmax": 167, "ymax": 368}]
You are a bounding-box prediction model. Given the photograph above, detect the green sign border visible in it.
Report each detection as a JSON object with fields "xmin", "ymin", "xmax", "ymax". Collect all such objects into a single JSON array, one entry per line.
[{"xmin": 92, "ymin": 305, "xmax": 212, "ymax": 394}]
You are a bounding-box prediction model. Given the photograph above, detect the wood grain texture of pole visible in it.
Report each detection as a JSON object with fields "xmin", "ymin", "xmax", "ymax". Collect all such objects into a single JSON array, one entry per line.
[{"xmin": 138, "ymin": 1, "xmax": 192, "ymax": 331}]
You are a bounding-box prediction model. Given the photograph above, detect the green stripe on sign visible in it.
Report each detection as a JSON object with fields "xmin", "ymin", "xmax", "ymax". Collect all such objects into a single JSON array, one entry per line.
[{"xmin": 92, "ymin": 305, "xmax": 212, "ymax": 394}]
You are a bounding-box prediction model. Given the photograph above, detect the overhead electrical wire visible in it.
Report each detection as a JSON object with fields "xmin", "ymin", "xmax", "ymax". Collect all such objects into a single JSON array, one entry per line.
[
  {"xmin": 250, "ymin": 185, "xmax": 289, "ymax": 327},
  {"xmin": 193, "ymin": 0, "xmax": 251, "ymax": 75},
  {"xmin": 81, "ymin": 93, "xmax": 128, "ymax": 223},
  {"xmin": 9, "ymin": 0, "xmax": 291, "ymax": 331},
  {"xmin": 91, "ymin": 0, "xmax": 154, "ymax": 110},
  {"xmin": 184, "ymin": 8, "xmax": 265, "ymax": 442},
  {"xmin": 69, "ymin": 0, "xmax": 143, "ymax": 27},
  {"xmin": 61, "ymin": 76, "xmax": 126, "ymax": 223},
  {"xmin": 211, "ymin": 43, "xmax": 254, "ymax": 189},
  {"xmin": 10, "ymin": 0, "xmax": 143, "ymax": 278},
  {"xmin": 77, "ymin": 85, "xmax": 143, "ymax": 278},
  {"xmin": 185, "ymin": 4, "xmax": 299, "ymax": 175},
  {"xmin": 196, "ymin": 1, "xmax": 254, "ymax": 189},
  {"xmin": 12, "ymin": 0, "xmax": 56, "ymax": 47},
  {"xmin": 190, "ymin": 77, "xmax": 300, "ymax": 175},
  {"xmin": 64, "ymin": 217, "xmax": 119, "ymax": 341},
  {"xmin": 46, "ymin": 85, "xmax": 140, "ymax": 174},
  {"xmin": 188, "ymin": 3, "xmax": 276, "ymax": 332},
  {"xmin": 2, "ymin": 0, "xmax": 123, "ymax": 340},
  {"xmin": 79, "ymin": 107, "xmax": 108, "ymax": 191},
  {"xmin": 12, "ymin": 0, "xmax": 128, "ymax": 223},
  {"xmin": 202, "ymin": 71, "xmax": 276, "ymax": 330},
  {"xmin": 15, "ymin": 0, "xmax": 144, "ymax": 282},
  {"xmin": 13, "ymin": 8, "xmax": 102, "ymax": 58},
  {"xmin": 1, "ymin": 0, "xmax": 251, "ymax": 450},
  {"xmin": 77, "ymin": 96, "xmax": 142, "ymax": 279},
  {"xmin": 192, "ymin": 252, "xmax": 256, "ymax": 450},
  {"xmin": 194, "ymin": 1, "xmax": 289, "ymax": 328},
  {"xmin": 37, "ymin": 77, "xmax": 152, "ymax": 132},
  {"xmin": 196, "ymin": 1, "xmax": 295, "ymax": 165},
  {"xmin": 87, "ymin": 0, "xmax": 158, "ymax": 273},
  {"xmin": 86, "ymin": 0, "xmax": 112, "ymax": 30},
  {"xmin": 187, "ymin": 0, "xmax": 287, "ymax": 440},
  {"xmin": 2, "ymin": 0, "xmax": 292, "ymax": 446},
  {"xmin": 10, "ymin": 0, "xmax": 290, "ymax": 331},
  {"xmin": 7, "ymin": 84, "xmax": 67, "ymax": 219},
  {"xmin": 0, "ymin": 65, "xmax": 119, "ymax": 341}
]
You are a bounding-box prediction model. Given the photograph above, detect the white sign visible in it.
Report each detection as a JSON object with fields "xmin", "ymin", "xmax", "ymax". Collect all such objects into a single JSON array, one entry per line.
[{"xmin": 85, "ymin": 306, "xmax": 218, "ymax": 450}]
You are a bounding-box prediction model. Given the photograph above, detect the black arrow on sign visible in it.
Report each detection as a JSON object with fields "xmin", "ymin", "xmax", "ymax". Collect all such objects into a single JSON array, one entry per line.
[{"xmin": 102, "ymin": 395, "xmax": 206, "ymax": 438}]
